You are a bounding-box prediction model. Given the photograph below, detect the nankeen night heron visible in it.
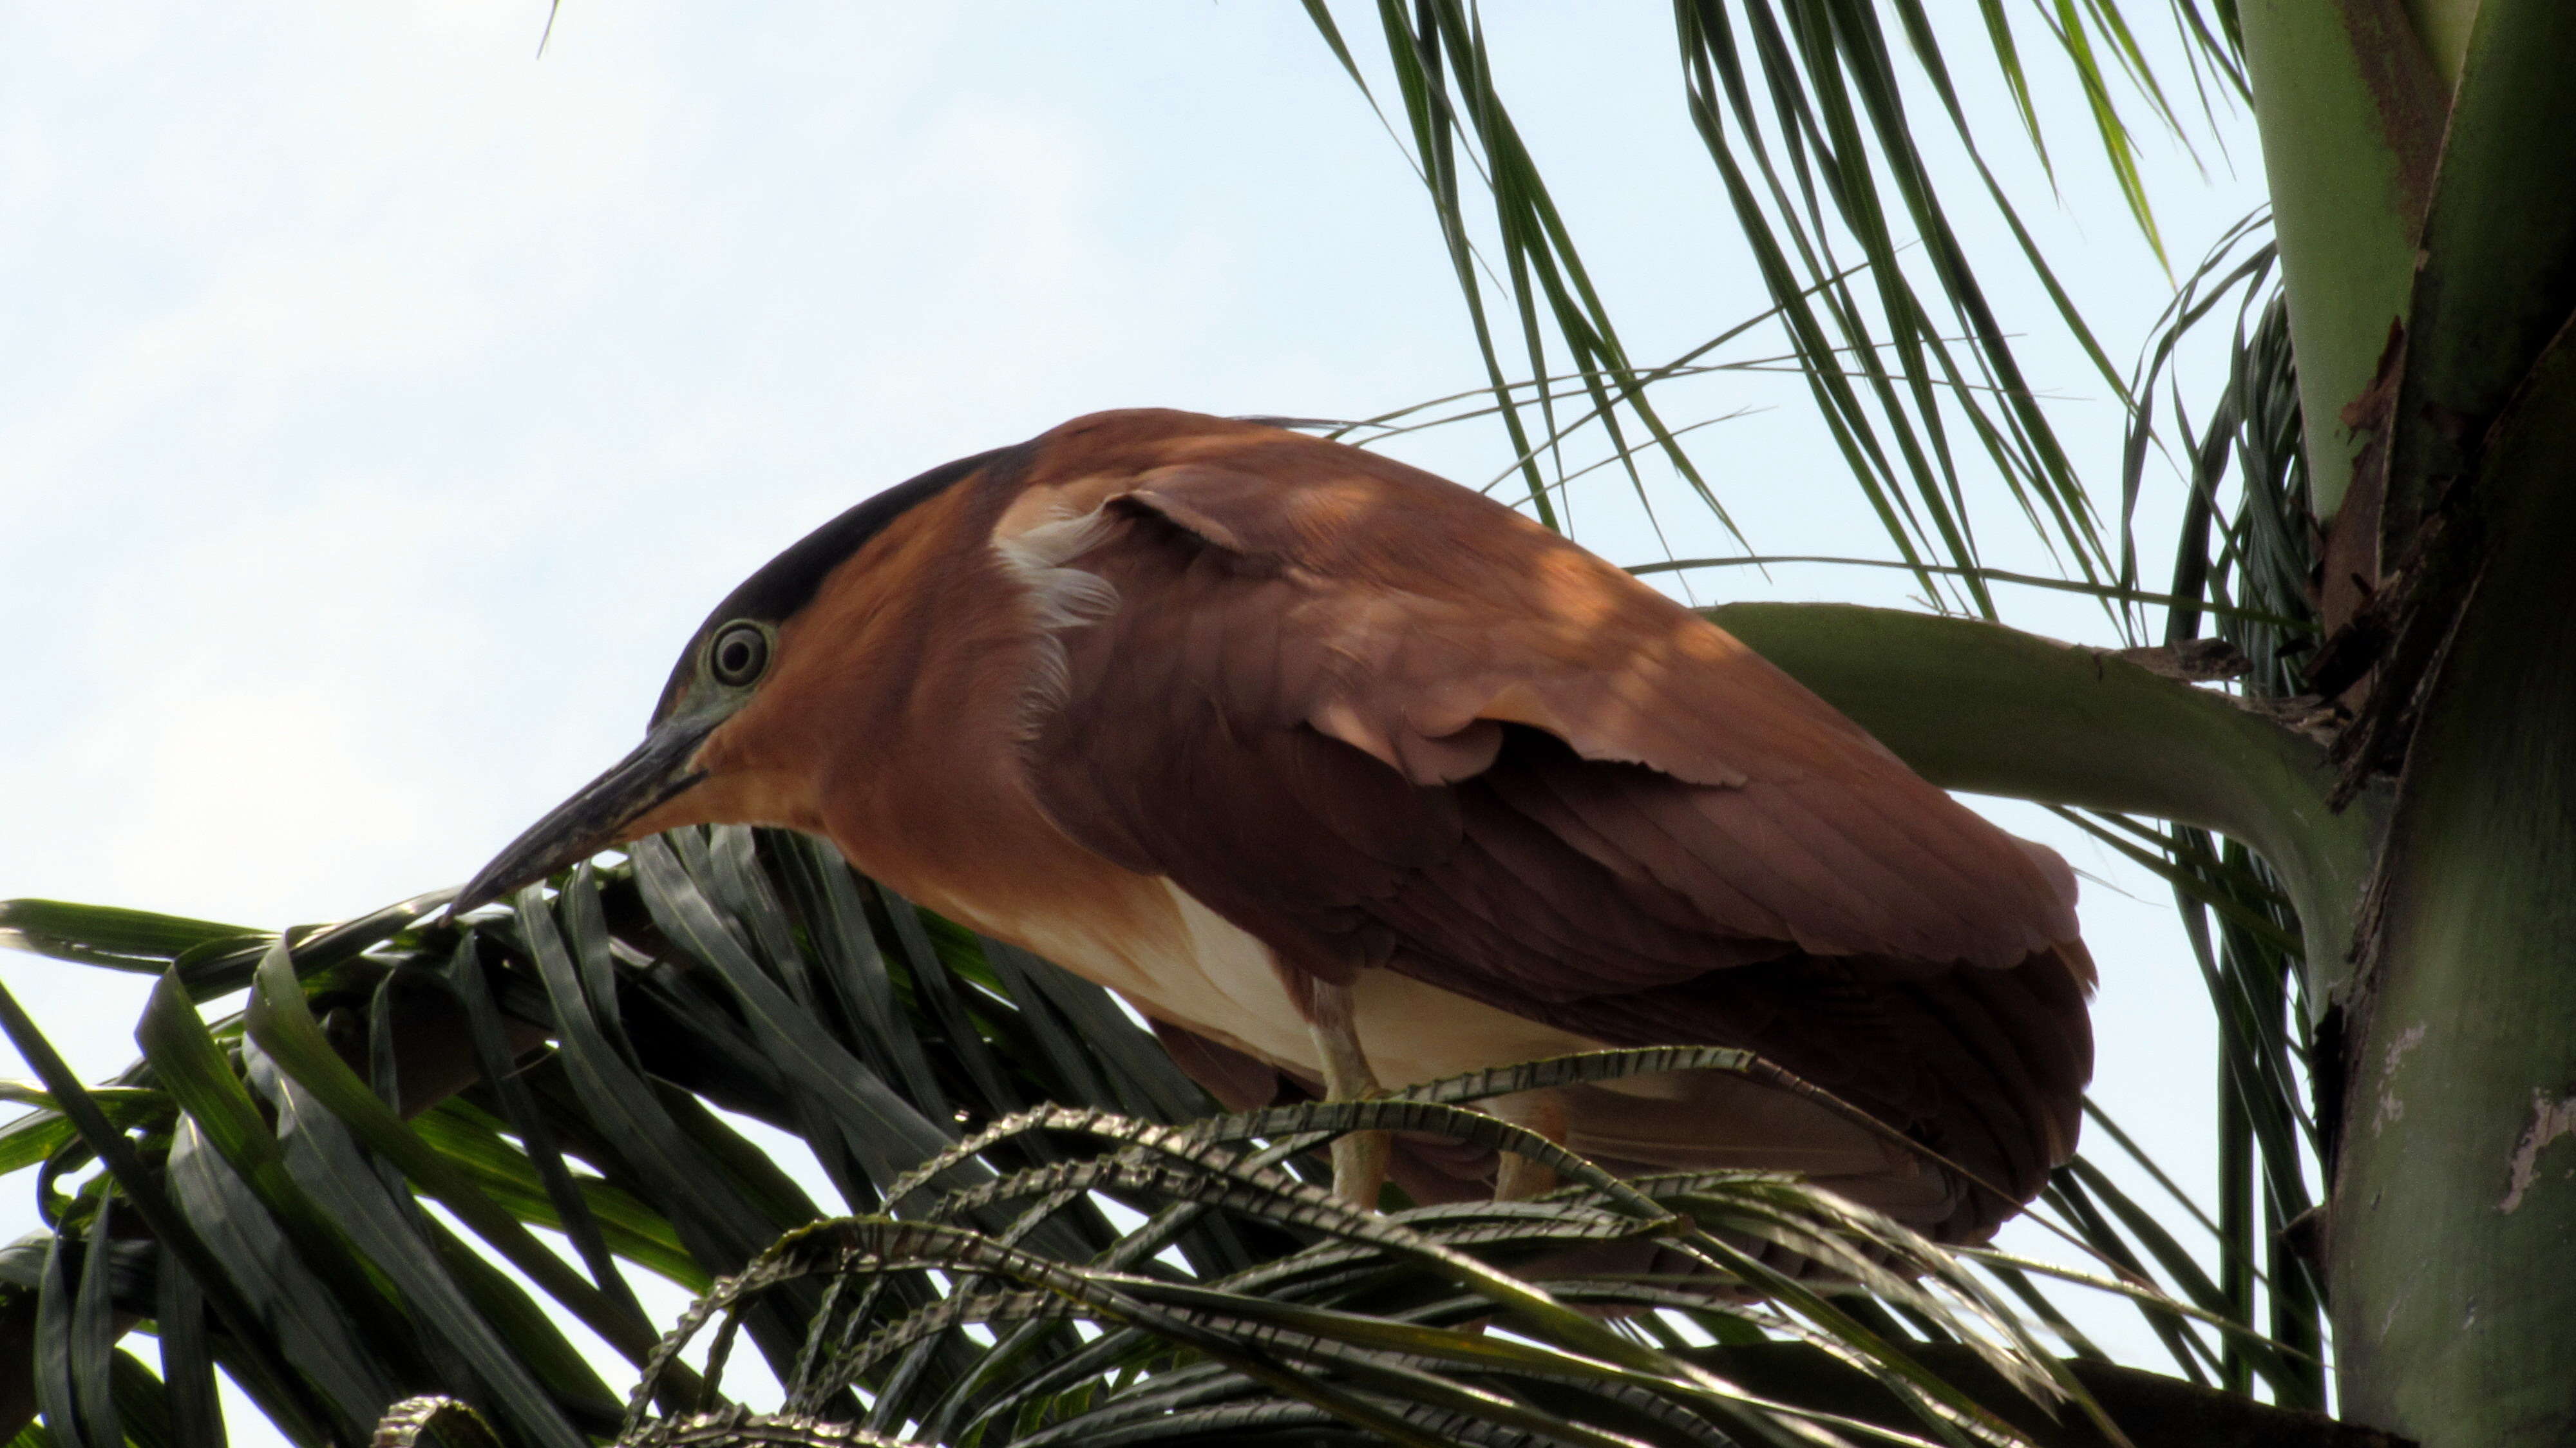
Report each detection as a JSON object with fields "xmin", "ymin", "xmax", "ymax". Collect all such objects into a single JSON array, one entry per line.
[{"xmin": 457, "ymin": 408, "xmax": 2094, "ymax": 1241}]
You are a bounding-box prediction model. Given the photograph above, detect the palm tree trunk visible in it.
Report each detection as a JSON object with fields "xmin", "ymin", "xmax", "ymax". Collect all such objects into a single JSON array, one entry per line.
[
  {"xmin": 2329, "ymin": 318, "xmax": 2576, "ymax": 1447},
  {"xmin": 2235, "ymin": 3, "xmax": 2576, "ymax": 1437}
]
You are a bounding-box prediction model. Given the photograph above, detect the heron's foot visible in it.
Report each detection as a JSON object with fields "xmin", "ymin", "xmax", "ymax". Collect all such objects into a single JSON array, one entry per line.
[
  {"xmin": 1488, "ymin": 1090, "xmax": 1569, "ymax": 1203},
  {"xmin": 1307, "ymin": 978, "xmax": 1392, "ymax": 1210},
  {"xmin": 1493, "ymin": 1148, "xmax": 1556, "ymax": 1203},
  {"xmin": 1330, "ymin": 1123, "xmax": 1392, "ymax": 1210}
]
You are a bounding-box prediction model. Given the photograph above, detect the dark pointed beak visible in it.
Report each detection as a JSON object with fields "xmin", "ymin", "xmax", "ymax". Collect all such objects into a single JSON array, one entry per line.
[{"xmin": 451, "ymin": 707, "xmax": 730, "ymax": 916}]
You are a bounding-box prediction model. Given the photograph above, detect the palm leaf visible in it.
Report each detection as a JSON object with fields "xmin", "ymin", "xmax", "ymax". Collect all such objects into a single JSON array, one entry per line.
[
  {"xmin": 623, "ymin": 1085, "xmax": 2094, "ymax": 1448},
  {"xmin": 4, "ymin": 815, "xmax": 2355, "ymax": 1448},
  {"xmin": 1303, "ymin": 1, "xmax": 2221, "ymax": 615},
  {"xmin": 1, "ymin": 825, "xmax": 2336, "ymax": 1446}
]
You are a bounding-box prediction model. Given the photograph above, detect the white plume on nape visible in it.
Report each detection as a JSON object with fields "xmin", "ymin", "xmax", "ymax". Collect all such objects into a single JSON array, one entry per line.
[{"xmin": 992, "ymin": 500, "xmax": 1121, "ymax": 738}]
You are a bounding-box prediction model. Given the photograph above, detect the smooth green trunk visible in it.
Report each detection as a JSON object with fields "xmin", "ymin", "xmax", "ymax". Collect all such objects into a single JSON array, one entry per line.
[
  {"xmin": 2331, "ymin": 316, "xmax": 2576, "ymax": 1446},
  {"xmin": 2378, "ymin": 1, "xmax": 2576, "ymax": 548},
  {"xmin": 2295, "ymin": 4, "xmax": 2576, "ymax": 1440},
  {"xmin": 2233, "ymin": 3, "xmax": 2576, "ymax": 1435}
]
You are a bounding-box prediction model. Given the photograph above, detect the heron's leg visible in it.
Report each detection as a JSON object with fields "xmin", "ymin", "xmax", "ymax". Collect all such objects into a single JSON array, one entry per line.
[
  {"xmin": 1307, "ymin": 978, "xmax": 1390, "ymax": 1210},
  {"xmin": 1488, "ymin": 1090, "xmax": 1569, "ymax": 1202}
]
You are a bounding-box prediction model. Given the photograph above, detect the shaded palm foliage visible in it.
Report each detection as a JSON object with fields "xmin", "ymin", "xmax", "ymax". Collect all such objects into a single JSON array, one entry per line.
[{"xmin": 1, "ymin": 826, "xmax": 2343, "ymax": 1448}]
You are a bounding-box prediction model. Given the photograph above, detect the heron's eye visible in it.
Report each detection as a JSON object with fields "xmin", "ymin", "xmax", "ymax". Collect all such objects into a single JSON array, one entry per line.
[{"xmin": 709, "ymin": 622, "xmax": 770, "ymax": 687}]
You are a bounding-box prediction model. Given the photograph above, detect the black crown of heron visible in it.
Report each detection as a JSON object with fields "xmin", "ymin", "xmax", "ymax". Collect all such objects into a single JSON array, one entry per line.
[{"xmin": 460, "ymin": 408, "xmax": 2094, "ymax": 1236}]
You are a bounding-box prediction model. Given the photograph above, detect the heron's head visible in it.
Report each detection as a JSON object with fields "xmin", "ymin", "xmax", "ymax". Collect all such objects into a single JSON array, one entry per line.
[{"xmin": 451, "ymin": 449, "xmax": 1001, "ymax": 914}]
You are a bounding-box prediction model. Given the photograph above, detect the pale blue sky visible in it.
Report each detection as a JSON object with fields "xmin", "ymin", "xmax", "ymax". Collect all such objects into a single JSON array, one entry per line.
[{"xmin": 1, "ymin": 3, "xmax": 2278, "ymax": 1430}]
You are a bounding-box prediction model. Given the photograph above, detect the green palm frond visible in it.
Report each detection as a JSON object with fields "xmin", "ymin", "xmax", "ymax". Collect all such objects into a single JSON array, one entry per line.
[
  {"xmin": 0, "ymin": 820, "xmax": 2360, "ymax": 1447},
  {"xmin": 1303, "ymin": 1, "xmax": 2227, "ymax": 616},
  {"xmin": 2112, "ymin": 202, "xmax": 2326, "ymax": 1411},
  {"xmin": 619, "ymin": 1093, "xmax": 2098, "ymax": 1448},
  {"xmin": 0, "ymin": 833, "xmax": 1244, "ymax": 1447}
]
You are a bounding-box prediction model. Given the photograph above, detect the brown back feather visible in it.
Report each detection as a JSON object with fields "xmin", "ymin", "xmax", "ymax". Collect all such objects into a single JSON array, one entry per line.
[{"xmin": 1014, "ymin": 410, "xmax": 2094, "ymax": 1237}]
